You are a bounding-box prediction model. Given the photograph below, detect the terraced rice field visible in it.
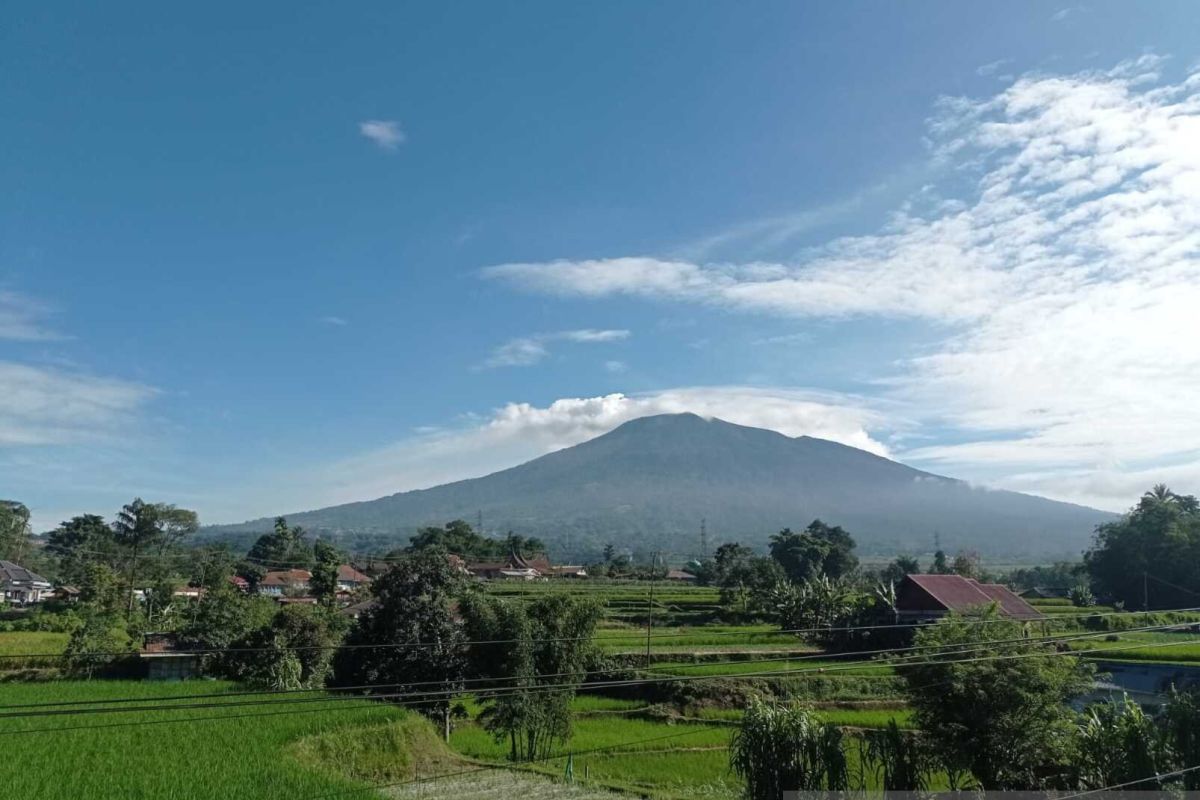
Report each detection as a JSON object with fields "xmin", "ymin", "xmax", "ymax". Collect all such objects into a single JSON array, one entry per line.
[{"xmin": 1, "ymin": 680, "xmax": 424, "ymax": 799}]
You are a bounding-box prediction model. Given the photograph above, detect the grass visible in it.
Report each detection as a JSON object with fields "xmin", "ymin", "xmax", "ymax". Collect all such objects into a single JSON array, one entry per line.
[
  {"xmin": 1069, "ymin": 630, "xmax": 1200, "ymax": 662},
  {"xmin": 0, "ymin": 630, "xmax": 69, "ymax": 657},
  {"xmin": 645, "ymin": 657, "xmax": 896, "ymax": 677},
  {"xmin": 0, "ymin": 680, "xmax": 436, "ymax": 799},
  {"xmin": 449, "ymin": 715, "xmax": 734, "ymax": 761},
  {"xmin": 690, "ymin": 705, "xmax": 915, "ymax": 729}
]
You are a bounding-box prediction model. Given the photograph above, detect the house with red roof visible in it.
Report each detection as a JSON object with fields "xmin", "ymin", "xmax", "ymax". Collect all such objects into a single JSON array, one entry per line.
[
  {"xmin": 895, "ymin": 574, "xmax": 1044, "ymax": 622},
  {"xmin": 336, "ymin": 564, "xmax": 372, "ymax": 592},
  {"xmin": 259, "ymin": 568, "xmax": 312, "ymax": 597}
]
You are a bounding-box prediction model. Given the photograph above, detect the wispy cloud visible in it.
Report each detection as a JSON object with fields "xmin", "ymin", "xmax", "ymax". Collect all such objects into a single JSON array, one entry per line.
[
  {"xmin": 318, "ymin": 316, "xmax": 349, "ymax": 327},
  {"xmin": 485, "ymin": 57, "xmax": 1200, "ymax": 510},
  {"xmin": 1050, "ymin": 6, "xmax": 1088, "ymax": 22},
  {"xmin": 0, "ymin": 361, "xmax": 156, "ymax": 446},
  {"xmin": 604, "ymin": 360, "xmax": 628, "ymax": 373},
  {"xmin": 976, "ymin": 59, "xmax": 1011, "ymax": 77},
  {"xmin": 0, "ymin": 290, "xmax": 65, "ymax": 341},
  {"xmin": 483, "ymin": 328, "xmax": 630, "ymax": 368},
  {"xmin": 358, "ymin": 120, "xmax": 406, "ymax": 151}
]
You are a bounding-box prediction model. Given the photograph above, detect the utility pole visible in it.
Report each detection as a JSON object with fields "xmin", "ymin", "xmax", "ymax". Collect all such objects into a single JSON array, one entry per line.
[
  {"xmin": 699, "ymin": 518, "xmax": 708, "ymax": 560},
  {"xmin": 1144, "ymin": 571, "xmax": 1149, "ymax": 612},
  {"xmin": 645, "ymin": 551, "xmax": 658, "ymax": 666}
]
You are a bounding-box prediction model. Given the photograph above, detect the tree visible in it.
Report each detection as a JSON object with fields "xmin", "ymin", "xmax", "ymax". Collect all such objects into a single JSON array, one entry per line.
[
  {"xmin": 63, "ymin": 612, "xmax": 132, "ymax": 678},
  {"xmin": 1086, "ymin": 485, "xmax": 1200, "ymax": 609},
  {"xmin": 331, "ymin": 551, "xmax": 466, "ymax": 737},
  {"xmin": 730, "ymin": 698, "xmax": 849, "ymax": 799},
  {"xmin": 1068, "ymin": 583, "xmax": 1095, "ymax": 608},
  {"xmin": 602, "ymin": 543, "xmax": 616, "ymax": 563},
  {"xmin": 310, "ymin": 540, "xmax": 341, "ymax": 608},
  {"xmin": 180, "ymin": 583, "xmax": 271, "ymax": 655},
  {"xmin": 900, "ymin": 609, "xmax": 1093, "ymax": 788},
  {"xmin": 951, "ymin": 550, "xmax": 981, "ymax": 579},
  {"xmin": 47, "ymin": 514, "xmax": 118, "ymax": 583},
  {"xmin": 0, "ymin": 500, "xmax": 32, "ymax": 562},
  {"xmin": 931, "ymin": 550, "xmax": 950, "ymax": 574},
  {"xmin": 221, "ymin": 605, "xmax": 341, "ymax": 689},
  {"xmin": 461, "ymin": 593, "xmax": 602, "ymax": 761},
  {"xmin": 880, "ymin": 556, "xmax": 920, "ymax": 587},
  {"xmin": 768, "ymin": 520, "xmax": 858, "ymax": 582},
  {"xmin": 1161, "ymin": 687, "xmax": 1200, "ymax": 790},
  {"xmin": 247, "ymin": 517, "xmax": 313, "ymax": 568}
]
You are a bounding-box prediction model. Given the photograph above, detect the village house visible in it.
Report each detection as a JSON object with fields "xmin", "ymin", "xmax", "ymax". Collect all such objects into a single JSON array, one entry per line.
[
  {"xmin": 336, "ymin": 564, "xmax": 372, "ymax": 592},
  {"xmin": 0, "ymin": 560, "xmax": 52, "ymax": 605},
  {"xmin": 895, "ymin": 574, "xmax": 1044, "ymax": 622},
  {"xmin": 258, "ymin": 568, "xmax": 312, "ymax": 597}
]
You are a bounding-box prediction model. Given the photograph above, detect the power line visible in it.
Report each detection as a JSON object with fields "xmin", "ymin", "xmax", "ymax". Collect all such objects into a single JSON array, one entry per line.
[
  {"xmin": 1056, "ymin": 763, "xmax": 1200, "ymax": 798},
  {"xmin": 3, "ymin": 621, "xmax": 1192, "ymax": 723},
  {"xmin": 8, "ymin": 600, "xmax": 1193, "ymax": 662}
]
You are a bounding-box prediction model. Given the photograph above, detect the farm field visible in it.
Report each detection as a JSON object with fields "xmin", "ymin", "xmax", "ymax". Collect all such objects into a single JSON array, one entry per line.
[
  {"xmin": 0, "ymin": 680, "xmax": 445, "ymax": 800},
  {"xmin": 0, "ymin": 630, "xmax": 69, "ymax": 657}
]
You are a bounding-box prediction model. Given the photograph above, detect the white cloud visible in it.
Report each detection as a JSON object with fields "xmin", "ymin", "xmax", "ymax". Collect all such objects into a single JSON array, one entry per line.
[
  {"xmin": 0, "ymin": 291, "xmax": 64, "ymax": 341},
  {"xmin": 0, "ymin": 361, "xmax": 156, "ymax": 446},
  {"xmin": 483, "ymin": 328, "xmax": 630, "ymax": 368},
  {"xmin": 318, "ymin": 316, "xmax": 349, "ymax": 326},
  {"xmin": 484, "ymin": 59, "xmax": 1200, "ymax": 511},
  {"xmin": 605, "ymin": 360, "xmax": 628, "ymax": 373},
  {"xmin": 216, "ymin": 387, "xmax": 888, "ymax": 520},
  {"xmin": 976, "ymin": 59, "xmax": 1012, "ymax": 78},
  {"xmin": 358, "ymin": 120, "xmax": 406, "ymax": 150}
]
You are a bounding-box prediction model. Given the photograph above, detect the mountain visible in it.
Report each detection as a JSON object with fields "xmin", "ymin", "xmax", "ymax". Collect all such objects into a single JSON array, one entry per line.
[{"xmin": 203, "ymin": 414, "xmax": 1115, "ymax": 560}]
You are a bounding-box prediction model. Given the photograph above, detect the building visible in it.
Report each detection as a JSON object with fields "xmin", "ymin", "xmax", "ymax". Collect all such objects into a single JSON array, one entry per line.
[
  {"xmin": 259, "ymin": 568, "xmax": 312, "ymax": 596},
  {"xmin": 139, "ymin": 632, "xmax": 200, "ymax": 680},
  {"xmin": 0, "ymin": 560, "xmax": 52, "ymax": 605},
  {"xmin": 895, "ymin": 574, "xmax": 1044, "ymax": 622},
  {"xmin": 336, "ymin": 564, "xmax": 372, "ymax": 592},
  {"xmin": 467, "ymin": 548, "xmax": 552, "ymax": 580},
  {"xmin": 665, "ymin": 569, "xmax": 697, "ymax": 582}
]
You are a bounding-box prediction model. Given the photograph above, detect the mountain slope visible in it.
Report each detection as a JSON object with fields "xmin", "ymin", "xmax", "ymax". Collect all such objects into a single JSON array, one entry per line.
[{"xmin": 206, "ymin": 414, "xmax": 1114, "ymax": 559}]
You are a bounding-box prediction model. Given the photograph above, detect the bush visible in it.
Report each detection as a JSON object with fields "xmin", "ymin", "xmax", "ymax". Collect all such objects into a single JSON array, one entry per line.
[{"xmin": 63, "ymin": 614, "xmax": 134, "ymax": 678}]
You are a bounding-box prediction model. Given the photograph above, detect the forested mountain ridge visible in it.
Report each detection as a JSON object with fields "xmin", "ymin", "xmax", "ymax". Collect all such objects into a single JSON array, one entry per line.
[{"xmin": 202, "ymin": 414, "xmax": 1113, "ymax": 559}]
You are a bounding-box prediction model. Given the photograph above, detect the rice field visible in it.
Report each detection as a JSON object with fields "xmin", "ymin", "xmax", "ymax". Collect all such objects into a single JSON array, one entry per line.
[
  {"xmin": 690, "ymin": 705, "xmax": 915, "ymax": 729},
  {"xmin": 644, "ymin": 656, "xmax": 896, "ymax": 677},
  {"xmin": 0, "ymin": 680, "xmax": 429, "ymax": 799},
  {"xmin": 0, "ymin": 630, "xmax": 69, "ymax": 657},
  {"xmin": 449, "ymin": 715, "xmax": 735, "ymax": 761}
]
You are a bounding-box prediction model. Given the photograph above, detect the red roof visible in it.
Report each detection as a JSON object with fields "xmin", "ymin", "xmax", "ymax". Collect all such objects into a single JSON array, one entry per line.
[
  {"xmin": 972, "ymin": 581, "xmax": 1045, "ymax": 621},
  {"xmin": 261, "ymin": 569, "xmax": 312, "ymax": 587},
  {"xmin": 336, "ymin": 564, "xmax": 371, "ymax": 583},
  {"xmin": 899, "ymin": 574, "xmax": 1043, "ymax": 620}
]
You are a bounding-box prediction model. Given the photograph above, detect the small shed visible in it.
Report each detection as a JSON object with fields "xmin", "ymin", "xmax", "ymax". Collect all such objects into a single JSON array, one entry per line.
[{"xmin": 140, "ymin": 633, "xmax": 200, "ymax": 680}]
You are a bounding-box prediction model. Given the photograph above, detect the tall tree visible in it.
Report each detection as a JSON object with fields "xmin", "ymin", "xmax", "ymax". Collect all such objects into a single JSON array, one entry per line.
[
  {"xmin": 1086, "ymin": 485, "xmax": 1200, "ymax": 608},
  {"xmin": 309, "ymin": 540, "xmax": 342, "ymax": 607},
  {"xmin": 900, "ymin": 609, "xmax": 1093, "ymax": 788},
  {"xmin": 111, "ymin": 499, "xmax": 163, "ymax": 620},
  {"xmin": 47, "ymin": 514, "xmax": 117, "ymax": 582},
  {"xmin": 331, "ymin": 551, "xmax": 465, "ymax": 738},
  {"xmin": 461, "ymin": 592, "xmax": 601, "ymax": 760},
  {"xmin": 0, "ymin": 500, "xmax": 32, "ymax": 562},
  {"xmin": 769, "ymin": 520, "xmax": 858, "ymax": 582}
]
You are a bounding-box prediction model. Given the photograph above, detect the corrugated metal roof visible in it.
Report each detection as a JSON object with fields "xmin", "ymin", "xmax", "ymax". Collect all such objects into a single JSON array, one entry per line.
[
  {"xmin": 0, "ymin": 560, "xmax": 50, "ymax": 586},
  {"xmin": 972, "ymin": 581, "xmax": 1045, "ymax": 621},
  {"xmin": 905, "ymin": 574, "xmax": 995, "ymax": 611}
]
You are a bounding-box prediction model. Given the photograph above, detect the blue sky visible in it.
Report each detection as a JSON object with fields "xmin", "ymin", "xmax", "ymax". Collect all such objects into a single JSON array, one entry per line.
[{"xmin": 4, "ymin": 2, "xmax": 1200, "ymax": 531}]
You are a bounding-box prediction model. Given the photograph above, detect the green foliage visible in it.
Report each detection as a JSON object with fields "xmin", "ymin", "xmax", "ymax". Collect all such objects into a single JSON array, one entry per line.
[
  {"xmin": 879, "ymin": 556, "xmax": 920, "ymax": 586},
  {"xmin": 1069, "ymin": 583, "xmax": 1096, "ymax": 607},
  {"xmin": 768, "ymin": 520, "xmax": 858, "ymax": 582},
  {"xmin": 310, "ymin": 539, "xmax": 342, "ymax": 607},
  {"xmin": 730, "ymin": 698, "xmax": 849, "ymax": 799},
  {"xmin": 1074, "ymin": 695, "xmax": 1168, "ymax": 790},
  {"xmin": 331, "ymin": 551, "xmax": 465, "ymax": 722},
  {"xmin": 220, "ymin": 604, "xmax": 342, "ymax": 689},
  {"xmin": 1086, "ymin": 484, "xmax": 1200, "ymax": 608},
  {"xmin": 180, "ymin": 584, "xmax": 273, "ymax": 654},
  {"xmin": 0, "ymin": 499, "xmax": 31, "ymax": 562},
  {"xmin": 461, "ymin": 592, "xmax": 602, "ymax": 761},
  {"xmin": 900, "ymin": 610, "xmax": 1093, "ymax": 788},
  {"xmin": 247, "ymin": 517, "xmax": 314, "ymax": 568},
  {"xmin": 402, "ymin": 519, "xmax": 545, "ymax": 561},
  {"xmin": 46, "ymin": 514, "xmax": 117, "ymax": 582},
  {"xmin": 862, "ymin": 719, "xmax": 936, "ymax": 790},
  {"xmin": 1162, "ymin": 687, "xmax": 1200, "ymax": 790},
  {"xmin": 1, "ymin": 680, "xmax": 416, "ymax": 799},
  {"xmin": 62, "ymin": 612, "xmax": 133, "ymax": 677}
]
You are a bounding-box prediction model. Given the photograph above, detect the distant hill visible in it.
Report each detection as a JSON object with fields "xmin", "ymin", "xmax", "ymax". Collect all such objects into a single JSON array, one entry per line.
[{"xmin": 202, "ymin": 413, "xmax": 1114, "ymax": 560}]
